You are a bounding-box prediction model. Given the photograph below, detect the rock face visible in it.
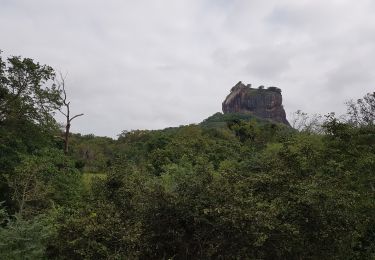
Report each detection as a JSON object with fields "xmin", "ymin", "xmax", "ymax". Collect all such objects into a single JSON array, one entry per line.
[{"xmin": 222, "ymin": 81, "xmax": 290, "ymax": 125}]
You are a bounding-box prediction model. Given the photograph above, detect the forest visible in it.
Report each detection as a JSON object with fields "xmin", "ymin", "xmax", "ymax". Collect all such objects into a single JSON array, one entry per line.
[{"xmin": 0, "ymin": 52, "xmax": 374, "ymax": 259}]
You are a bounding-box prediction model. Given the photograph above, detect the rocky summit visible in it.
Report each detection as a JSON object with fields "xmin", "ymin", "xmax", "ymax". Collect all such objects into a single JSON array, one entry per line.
[{"xmin": 222, "ymin": 81, "xmax": 290, "ymax": 126}]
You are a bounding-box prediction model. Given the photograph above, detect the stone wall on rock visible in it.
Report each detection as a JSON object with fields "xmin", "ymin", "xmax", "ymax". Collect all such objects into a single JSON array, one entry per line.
[{"xmin": 222, "ymin": 81, "xmax": 290, "ymax": 125}]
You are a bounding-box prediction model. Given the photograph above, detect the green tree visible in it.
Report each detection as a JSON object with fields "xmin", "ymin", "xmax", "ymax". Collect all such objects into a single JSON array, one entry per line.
[
  {"xmin": 0, "ymin": 205, "xmax": 57, "ymax": 260},
  {"xmin": 7, "ymin": 149, "xmax": 83, "ymax": 218},
  {"xmin": 0, "ymin": 51, "xmax": 60, "ymax": 129},
  {"xmin": 0, "ymin": 51, "xmax": 62, "ymax": 207}
]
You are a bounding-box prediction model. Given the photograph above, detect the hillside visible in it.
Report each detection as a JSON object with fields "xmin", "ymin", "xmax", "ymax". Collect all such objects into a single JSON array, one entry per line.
[
  {"xmin": 0, "ymin": 52, "xmax": 374, "ymax": 259},
  {"xmin": 59, "ymin": 107, "xmax": 375, "ymax": 259}
]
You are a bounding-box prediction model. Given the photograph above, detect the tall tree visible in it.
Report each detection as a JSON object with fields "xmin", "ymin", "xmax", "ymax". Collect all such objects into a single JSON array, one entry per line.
[
  {"xmin": 57, "ymin": 73, "xmax": 84, "ymax": 154},
  {"xmin": 0, "ymin": 51, "xmax": 62, "ymax": 207},
  {"xmin": 0, "ymin": 51, "xmax": 60, "ymax": 129}
]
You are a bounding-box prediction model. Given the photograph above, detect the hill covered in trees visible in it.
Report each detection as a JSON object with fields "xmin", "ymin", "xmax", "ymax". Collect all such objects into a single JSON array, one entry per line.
[{"xmin": 0, "ymin": 52, "xmax": 374, "ymax": 259}]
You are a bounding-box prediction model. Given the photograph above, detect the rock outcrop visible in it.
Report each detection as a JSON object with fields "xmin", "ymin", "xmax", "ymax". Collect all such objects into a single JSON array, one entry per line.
[{"xmin": 222, "ymin": 81, "xmax": 290, "ymax": 125}]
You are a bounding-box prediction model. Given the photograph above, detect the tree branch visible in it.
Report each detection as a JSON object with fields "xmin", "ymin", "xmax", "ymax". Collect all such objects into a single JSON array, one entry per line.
[
  {"xmin": 58, "ymin": 108, "xmax": 67, "ymax": 117},
  {"xmin": 69, "ymin": 113, "xmax": 84, "ymax": 122}
]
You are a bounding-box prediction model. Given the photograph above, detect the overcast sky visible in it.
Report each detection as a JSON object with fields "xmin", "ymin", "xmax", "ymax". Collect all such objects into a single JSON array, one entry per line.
[{"xmin": 1, "ymin": 0, "xmax": 375, "ymax": 137}]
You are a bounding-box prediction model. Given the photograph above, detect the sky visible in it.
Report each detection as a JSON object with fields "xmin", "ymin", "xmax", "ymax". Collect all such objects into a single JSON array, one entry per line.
[{"xmin": 1, "ymin": 0, "xmax": 375, "ymax": 137}]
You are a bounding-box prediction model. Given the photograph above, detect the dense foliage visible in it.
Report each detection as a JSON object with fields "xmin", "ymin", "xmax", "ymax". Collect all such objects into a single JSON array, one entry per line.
[
  {"xmin": 54, "ymin": 115, "xmax": 373, "ymax": 259},
  {"xmin": 0, "ymin": 52, "xmax": 83, "ymax": 259},
  {"xmin": 0, "ymin": 51, "xmax": 374, "ymax": 259}
]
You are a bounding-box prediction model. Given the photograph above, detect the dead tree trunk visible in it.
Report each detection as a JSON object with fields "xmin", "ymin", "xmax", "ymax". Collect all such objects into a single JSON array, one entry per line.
[{"xmin": 57, "ymin": 73, "xmax": 84, "ymax": 154}]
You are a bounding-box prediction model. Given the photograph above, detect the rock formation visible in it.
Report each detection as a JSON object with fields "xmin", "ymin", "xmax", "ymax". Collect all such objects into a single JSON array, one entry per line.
[{"xmin": 222, "ymin": 81, "xmax": 290, "ymax": 125}]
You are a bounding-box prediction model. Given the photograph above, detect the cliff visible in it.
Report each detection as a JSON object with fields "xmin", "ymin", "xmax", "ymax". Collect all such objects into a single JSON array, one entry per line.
[{"xmin": 222, "ymin": 81, "xmax": 290, "ymax": 125}]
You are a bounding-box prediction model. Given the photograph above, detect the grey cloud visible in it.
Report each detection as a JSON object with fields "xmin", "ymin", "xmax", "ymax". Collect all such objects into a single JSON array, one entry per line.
[{"xmin": 241, "ymin": 45, "xmax": 292, "ymax": 80}]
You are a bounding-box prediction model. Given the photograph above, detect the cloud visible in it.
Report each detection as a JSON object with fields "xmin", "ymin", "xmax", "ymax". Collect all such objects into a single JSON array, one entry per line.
[{"xmin": 1, "ymin": 0, "xmax": 375, "ymax": 137}]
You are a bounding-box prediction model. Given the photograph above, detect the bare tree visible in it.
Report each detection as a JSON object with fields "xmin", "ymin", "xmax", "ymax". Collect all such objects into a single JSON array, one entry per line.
[
  {"xmin": 290, "ymin": 110, "xmax": 324, "ymax": 134},
  {"xmin": 57, "ymin": 73, "xmax": 84, "ymax": 154},
  {"xmin": 346, "ymin": 92, "xmax": 375, "ymax": 126}
]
